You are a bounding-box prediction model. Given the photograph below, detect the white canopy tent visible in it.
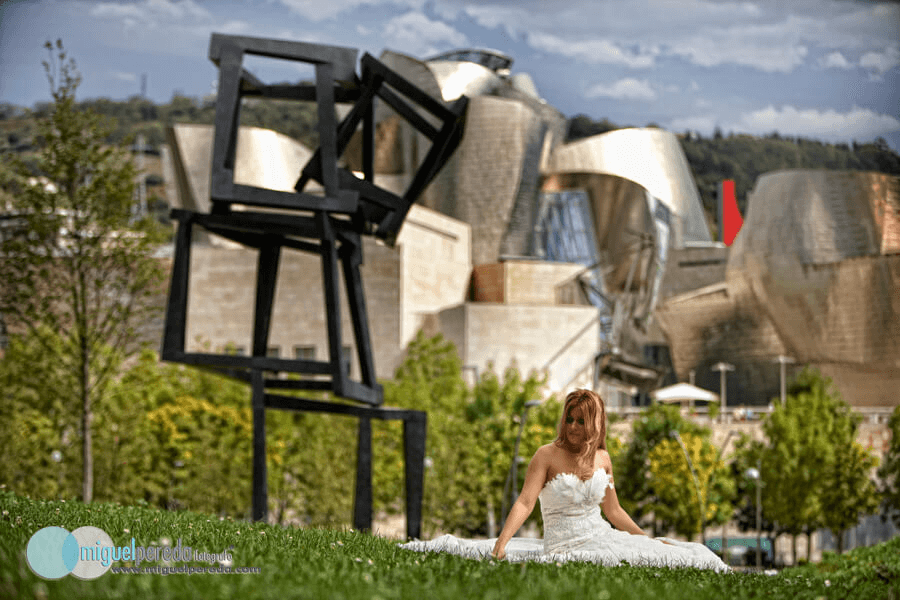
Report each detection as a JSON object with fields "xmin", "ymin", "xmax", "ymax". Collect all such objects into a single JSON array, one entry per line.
[{"xmin": 650, "ymin": 382, "xmax": 719, "ymax": 404}]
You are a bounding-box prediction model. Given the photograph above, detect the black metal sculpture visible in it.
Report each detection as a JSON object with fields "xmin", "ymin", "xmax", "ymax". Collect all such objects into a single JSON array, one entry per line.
[{"xmin": 161, "ymin": 33, "xmax": 468, "ymax": 538}]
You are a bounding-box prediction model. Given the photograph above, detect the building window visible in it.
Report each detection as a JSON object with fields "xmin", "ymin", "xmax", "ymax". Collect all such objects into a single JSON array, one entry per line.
[{"xmin": 294, "ymin": 346, "xmax": 316, "ymax": 361}]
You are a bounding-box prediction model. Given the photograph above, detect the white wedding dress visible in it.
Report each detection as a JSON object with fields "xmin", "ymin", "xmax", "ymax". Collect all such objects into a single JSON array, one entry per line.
[{"xmin": 400, "ymin": 468, "xmax": 729, "ymax": 572}]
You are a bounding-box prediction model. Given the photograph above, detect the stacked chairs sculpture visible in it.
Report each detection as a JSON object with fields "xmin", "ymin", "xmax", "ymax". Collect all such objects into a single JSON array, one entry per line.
[{"xmin": 162, "ymin": 33, "xmax": 468, "ymax": 537}]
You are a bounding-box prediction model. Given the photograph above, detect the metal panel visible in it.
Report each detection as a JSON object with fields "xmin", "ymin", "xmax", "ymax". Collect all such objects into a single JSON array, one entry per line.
[
  {"xmin": 166, "ymin": 124, "xmax": 317, "ymax": 217},
  {"xmin": 656, "ymin": 170, "xmax": 900, "ymax": 406},
  {"xmin": 427, "ymin": 60, "xmax": 502, "ymax": 101},
  {"xmin": 727, "ymin": 170, "xmax": 900, "ymax": 369},
  {"xmin": 545, "ymin": 127, "xmax": 711, "ymax": 247}
]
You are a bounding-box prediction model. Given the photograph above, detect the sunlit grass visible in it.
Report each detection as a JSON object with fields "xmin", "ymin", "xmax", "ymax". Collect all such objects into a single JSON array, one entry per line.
[{"xmin": 1, "ymin": 489, "xmax": 896, "ymax": 599}]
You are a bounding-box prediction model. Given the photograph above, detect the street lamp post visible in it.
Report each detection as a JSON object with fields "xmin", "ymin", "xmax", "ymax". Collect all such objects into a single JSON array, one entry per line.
[
  {"xmin": 711, "ymin": 362, "xmax": 735, "ymax": 422},
  {"xmin": 745, "ymin": 463, "xmax": 763, "ymax": 569},
  {"xmin": 774, "ymin": 355, "xmax": 795, "ymax": 406},
  {"xmin": 502, "ymin": 400, "xmax": 542, "ymax": 525}
]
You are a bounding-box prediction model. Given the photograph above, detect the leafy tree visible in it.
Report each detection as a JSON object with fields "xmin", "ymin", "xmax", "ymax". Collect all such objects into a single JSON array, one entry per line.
[
  {"xmin": 0, "ymin": 41, "xmax": 165, "ymax": 503},
  {"xmin": 616, "ymin": 403, "xmax": 708, "ymax": 532},
  {"xmin": 648, "ymin": 432, "xmax": 735, "ymax": 542},
  {"xmin": 821, "ymin": 440, "xmax": 880, "ymax": 553},
  {"xmin": 730, "ymin": 435, "xmax": 778, "ymax": 541},
  {"xmin": 378, "ymin": 332, "xmax": 558, "ymax": 536},
  {"xmin": 758, "ymin": 367, "xmax": 870, "ymax": 564},
  {"xmin": 878, "ymin": 405, "xmax": 900, "ymax": 528}
]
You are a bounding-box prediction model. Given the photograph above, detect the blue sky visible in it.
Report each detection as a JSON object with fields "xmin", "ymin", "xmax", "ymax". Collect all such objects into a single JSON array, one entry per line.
[{"xmin": 1, "ymin": 0, "xmax": 898, "ymax": 150}]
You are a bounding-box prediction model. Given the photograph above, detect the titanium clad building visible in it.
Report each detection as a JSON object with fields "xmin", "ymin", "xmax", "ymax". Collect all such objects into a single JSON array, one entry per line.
[
  {"xmin": 656, "ymin": 170, "xmax": 900, "ymax": 407},
  {"xmin": 368, "ymin": 48, "xmax": 568, "ymax": 266}
]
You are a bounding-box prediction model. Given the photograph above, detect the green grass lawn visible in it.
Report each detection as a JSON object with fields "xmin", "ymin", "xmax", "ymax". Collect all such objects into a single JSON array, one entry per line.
[{"xmin": 1, "ymin": 489, "xmax": 897, "ymax": 599}]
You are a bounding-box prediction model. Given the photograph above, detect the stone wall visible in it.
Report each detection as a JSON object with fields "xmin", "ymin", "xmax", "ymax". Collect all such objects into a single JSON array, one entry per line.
[
  {"xmin": 437, "ymin": 302, "xmax": 599, "ymax": 392},
  {"xmin": 184, "ymin": 238, "xmax": 402, "ymax": 380}
]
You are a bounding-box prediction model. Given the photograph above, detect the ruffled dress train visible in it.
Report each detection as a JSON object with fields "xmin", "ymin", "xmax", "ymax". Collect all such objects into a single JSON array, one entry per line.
[{"xmin": 399, "ymin": 469, "xmax": 729, "ymax": 572}]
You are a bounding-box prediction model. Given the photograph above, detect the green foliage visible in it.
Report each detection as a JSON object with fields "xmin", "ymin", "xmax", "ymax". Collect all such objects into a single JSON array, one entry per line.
[
  {"xmin": 648, "ymin": 433, "xmax": 735, "ymax": 540},
  {"xmin": 616, "ymin": 403, "xmax": 708, "ymax": 525},
  {"xmin": 878, "ymin": 405, "xmax": 900, "ymax": 528},
  {"xmin": 379, "ymin": 331, "xmax": 556, "ymax": 536},
  {"xmin": 729, "ymin": 435, "xmax": 777, "ymax": 538},
  {"xmin": 0, "ymin": 327, "xmax": 563, "ymax": 533},
  {"xmin": 786, "ymin": 535, "xmax": 900, "ymax": 595},
  {"xmin": 0, "ymin": 40, "xmax": 166, "ymax": 503},
  {"xmin": 755, "ymin": 368, "xmax": 880, "ymax": 561},
  {"xmin": 4, "ymin": 489, "xmax": 899, "ymax": 600},
  {"xmin": 821, "ymin": 441, "xmax": 880, "ymax": 553},
  {"xmin": 3, "ymin": 90, "xmax": 320, "ymax": 154},
  {"xmin": 0, "ymin": 329, "xmax": 79, "ymax": 500}
]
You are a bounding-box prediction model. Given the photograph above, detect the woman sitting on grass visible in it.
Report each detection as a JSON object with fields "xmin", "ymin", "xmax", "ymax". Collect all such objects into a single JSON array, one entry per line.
[{"xmin": 401, "ymin": 388, "xmax": 729, "ymax": 571}]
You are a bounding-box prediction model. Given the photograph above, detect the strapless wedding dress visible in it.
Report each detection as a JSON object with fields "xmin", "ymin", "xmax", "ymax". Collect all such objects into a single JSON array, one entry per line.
[{"xmin": 399, "ymin": 468, "xmax": 729, "ymax": 572}]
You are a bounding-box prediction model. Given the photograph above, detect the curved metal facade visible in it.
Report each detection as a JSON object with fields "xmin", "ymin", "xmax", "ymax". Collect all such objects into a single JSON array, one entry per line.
[
  {"xmin": 728, "ymin": 170, "xmax": 900, "ymax": 369},
  {"xmin": 545, "ymin": 128, "xmax": 711, "ymax": 248},
  {"xmin": 370, "ymin": 50, "xmax": 567, "ymax": 265},
  {"xmin": 656, "ymin": 169, "xmax": 900, "ymax": 406},
  {"xmin": 166, "ymin": 123, "xmax": 315, "ymax": 216}
]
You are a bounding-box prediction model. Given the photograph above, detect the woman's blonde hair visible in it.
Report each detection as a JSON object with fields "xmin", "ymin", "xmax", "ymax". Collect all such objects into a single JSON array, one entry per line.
[{"xmin": 554, "ymin": 388, "xmax": 607, "ymax": 459}]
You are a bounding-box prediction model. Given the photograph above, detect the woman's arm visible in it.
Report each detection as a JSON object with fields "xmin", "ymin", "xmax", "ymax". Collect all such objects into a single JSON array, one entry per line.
[
  {"xmin": 491, "ymin": 447, "xmax": 550, "ymax": 559},
  {"xmin": 600, "ymin": 459, "xmax": 647, "ymax": 536},
  {"xmin": 600, "ymin": 483, "xmax": 647, "ymax": 535}
]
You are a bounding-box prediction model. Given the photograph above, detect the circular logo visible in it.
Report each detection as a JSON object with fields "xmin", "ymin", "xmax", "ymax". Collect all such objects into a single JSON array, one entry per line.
[{"xmin": 26, "ymin": 526, "xmax": 114, "ymax": 580}]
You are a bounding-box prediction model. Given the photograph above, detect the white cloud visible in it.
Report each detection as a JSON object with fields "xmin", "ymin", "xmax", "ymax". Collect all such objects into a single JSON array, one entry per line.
[
  {"xmin": 438, "ymin": 0, "xmax": 899, "ymax": 75},
  {"xmin": 277, "ymin": 0, "xmax": 423, "ymax": 22},
  {"xmin": 668, "ymin": 17, "xmax": 812, "ymax": 73},
  {"xmin": 462, "ymin": 4, "xmax": 524, "ymax": 34},
  {"xmin": 110, "ymin": 71, "xmax": 137, "ymax": 82},
  {"xmin": 90, "ymin": 0, "xmax": 211, "ymax": 27},
  {"xmin": 820, "ymin": 51, "xmax": 851, "ymax": 69},
  {"xmin": 528, "ymin": 31, "xmax": 657, "ymax": 68},
  {"xmin": 860, "ymin": 45, "xmax": 900, "ymax": 75},
  {"xmin": 382, "ymin": 12, "xmax": 468, "ymax": 58},
  {"xmin": 86, "ymin": 0, "xmax": 313, "ymax": 58},
  {"xmin": 735, "ymin": 105, "xmax": 900, "ymax": 141},
  {"xmin": 585, "ymin": 78, "xmax": 657, "ymax": 101}
]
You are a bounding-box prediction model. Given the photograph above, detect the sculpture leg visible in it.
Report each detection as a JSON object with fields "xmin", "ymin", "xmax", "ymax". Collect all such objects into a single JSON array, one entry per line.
[
  {"xmin": 251, "ymin": 370, "xmax": 268, "ymax": 522},
  {"xmin": 353, "ymin": 417, "xmax": 372, "ymax": 532},
  {"xmin": 162, "ymin": 215, "xmax": 193, "ymax": 359},
  {"xmin": 403, "ymin": 412, "xmax": 427, "ymax": 539}
]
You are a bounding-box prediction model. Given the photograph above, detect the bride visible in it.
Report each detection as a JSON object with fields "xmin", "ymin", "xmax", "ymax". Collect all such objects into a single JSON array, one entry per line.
[{"xmin": 400, "ymin": 389, "xmax": 729, "ymax": 572}]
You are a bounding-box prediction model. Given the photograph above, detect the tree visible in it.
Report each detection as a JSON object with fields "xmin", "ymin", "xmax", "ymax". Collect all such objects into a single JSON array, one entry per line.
[
  {"xmin": 379, "ymin": 332, "xmax": 558, "ymax": 536},
  {"xmin": 648, "ymin": 432, "xmax": 735, "ymax": 542},
  {"xmin": 0, "ymin": 41, "xmax": 165, "ymax": 503},
  {"xmin": 878, "ymin": 405, "xmax": 900, "ymax": 528},
  {"xmin": 730, "ymin": 435, "xmax": 778, "ymax": 542},
  {"xmin": 821, "ymin": 441, "xmax": 880, "ymax": 553},
  {"xmin": 616, "ymin": 403, "xmax": 709, "ymax": 534},
  {"xmin": 758, "ymin": 368, "xmax": 870, "ymax": 563}
]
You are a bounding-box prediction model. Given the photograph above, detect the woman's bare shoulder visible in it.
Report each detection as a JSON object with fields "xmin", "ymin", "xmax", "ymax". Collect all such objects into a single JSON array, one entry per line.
[
  {"xmin": 534, "ymin": 443, "xmax": 559, "ymax": 458},
  {"xmin": 596, "ymin": 448, "xmax": 613, "ymax": 468},
  {"xmin": 532, "ymin": 443, "xmax": 564, "ymax": 464}
]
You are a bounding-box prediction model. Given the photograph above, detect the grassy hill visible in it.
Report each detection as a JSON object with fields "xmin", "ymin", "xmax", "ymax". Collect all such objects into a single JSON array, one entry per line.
[{"xmin": 2, "ymin": 489, "xmax": 897, "ymax": 599}]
